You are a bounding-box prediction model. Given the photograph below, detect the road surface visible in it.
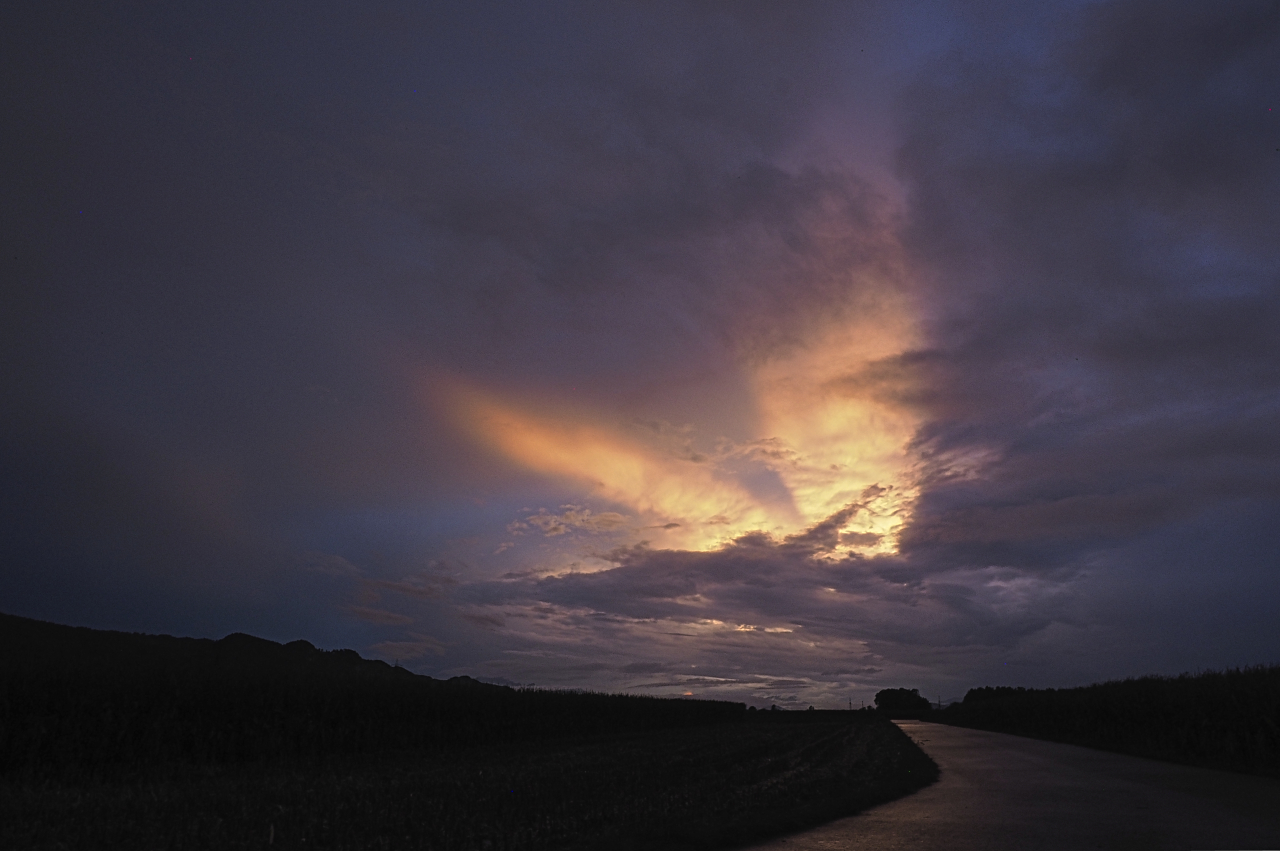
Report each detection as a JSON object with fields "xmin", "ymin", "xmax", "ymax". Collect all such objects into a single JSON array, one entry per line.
[{"xmin": 749, "ymin": 720, "xmax": 1280, "ymax": 850}]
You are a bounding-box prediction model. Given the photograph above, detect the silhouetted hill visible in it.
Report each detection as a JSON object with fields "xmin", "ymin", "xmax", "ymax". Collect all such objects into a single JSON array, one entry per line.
[
  {"xmin": 3, "ymin": 612, "xmax": 413, "ymax": 683},
  {"xmin": 0, "ymin": 612, "xmax": 744, "ymax": 770}
]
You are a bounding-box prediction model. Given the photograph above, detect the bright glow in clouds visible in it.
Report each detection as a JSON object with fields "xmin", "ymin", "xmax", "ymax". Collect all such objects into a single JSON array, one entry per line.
[
  {"xmin": 444, "ymin": 380, "xmax": 778, "ymax": 551},
  {"xmin": 437, "ymin": 293, "xmax": 921, "ymax": 560},
  {"xmin": 750, "ymin": 310, "xmax": 921, "ymax": 554}
]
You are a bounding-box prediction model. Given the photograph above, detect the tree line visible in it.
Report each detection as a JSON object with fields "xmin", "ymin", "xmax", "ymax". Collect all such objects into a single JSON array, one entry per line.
[{"xmin": 932, "ymin": 666, "xmax": 1280, "ymax": 777}]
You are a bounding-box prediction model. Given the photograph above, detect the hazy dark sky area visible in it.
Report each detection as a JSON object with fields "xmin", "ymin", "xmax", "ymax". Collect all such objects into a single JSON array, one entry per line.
[{"xmin": 4, "ymin": 0, "xmax": 1279, "ymax": 707}]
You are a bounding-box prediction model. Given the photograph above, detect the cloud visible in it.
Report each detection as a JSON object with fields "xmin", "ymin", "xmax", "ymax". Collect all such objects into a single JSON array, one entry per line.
[
  {"xmin": 367, "ymin": 632, "xmax": 449, "ymax": 661},
  {"xmin": 447, "ymin": 501, "xmax": 1083, "ymax": 701},
  {"xmin": 437, "ymin": 377, "xmax": 783, "ymax": 549},
  {"xmin": 517, "ymin": 506, "xmax": 630, "ymax": 537},
  {"xmin": 347, "ymin": 606, "xmax": 415, "ymax": 626},
  {"xmin": 436, "ymin": 322, "xmax": 923, "ymax": 555},
  {"xmin": 8, "ymin": 0, "xmax": 1280, "ymax": 707},
  {"xmin": 821, "ymin": 668, "xmax": 882, "ymax": 678},
  {"xmin": 301, "ymin": 552, "xmax": 363, "ymax": 578},
  {"xmin": 621, "ymin": 661, "xmax": 669, "ymax": 674},
  {"xmin": 886, "ymin": 0, "xmax": 1280, "ymax": 577},
  {"xmin": 366, "ymin": 573, "xmax": 458, "ymax": 601},
  {"xmin": 462, "ymin": 611, "xmax": 505, "ymax": 630}
]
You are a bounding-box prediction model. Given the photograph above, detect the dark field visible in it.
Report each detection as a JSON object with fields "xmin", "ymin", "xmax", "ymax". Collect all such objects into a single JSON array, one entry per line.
[
  {"xmin": 0, "ymin": 614, "xmax": 937, "ymax": 849},
  {"xmin": 932, "ymin": 665, "xmax": 1280, "ymax": 778},
  {"xmin": 3, "ymin": 715, "xmax": 934, "ymax": 851}
]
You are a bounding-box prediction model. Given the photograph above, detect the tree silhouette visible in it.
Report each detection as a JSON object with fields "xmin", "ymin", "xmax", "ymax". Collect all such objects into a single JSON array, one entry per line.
[{"xmin": 873, "ymin": 688, "xmax": 932, "ymax": 719}]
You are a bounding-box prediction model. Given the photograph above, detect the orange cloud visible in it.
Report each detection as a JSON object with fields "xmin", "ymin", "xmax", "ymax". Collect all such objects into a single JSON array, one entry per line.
[
  {"xmin": 430, "ymin": 288, "xmax": 922, "ymax": 557},
  {"xmin": 438, "ymin": 379, "xmax": 779, "ymax": 550},
  {"xmin": 749, "ymin": 309, "xmax": 922, "ymax": 553}
]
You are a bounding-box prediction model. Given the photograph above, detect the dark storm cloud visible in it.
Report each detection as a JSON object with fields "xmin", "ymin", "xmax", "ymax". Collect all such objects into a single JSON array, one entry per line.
[
  {"xmin": 418, "ymin": 0, "xmax": 1280, "ymax": 699},
  {"xmin": 6, "ymin": 0, "xmax": 1279, "ymax": 702},
  {"xmin": 451, "ymin": 500, "xmax": 1077, "ymax": 701},
  {"xmin": 888, "ymin": 0, "xmax": 1280, "ymax": 574},
  {"xmin": 1, "ymin": 0, "xmax": 893, "ymax": 638},
  {"xmin": 336, "ymin": 0, "xmax": 897, "ymax": 377}
]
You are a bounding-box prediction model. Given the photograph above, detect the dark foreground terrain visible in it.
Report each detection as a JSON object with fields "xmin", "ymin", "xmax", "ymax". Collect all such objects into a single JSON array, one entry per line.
[{"xmin": 0, "ymin": 614, "xmax": 936, "ymax": 850}]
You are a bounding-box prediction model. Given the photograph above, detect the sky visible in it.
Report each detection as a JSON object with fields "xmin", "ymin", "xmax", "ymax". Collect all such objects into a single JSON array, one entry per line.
[{"xmin": 4, "ymin": 0, "xmax": 1280, "ymax": 708}]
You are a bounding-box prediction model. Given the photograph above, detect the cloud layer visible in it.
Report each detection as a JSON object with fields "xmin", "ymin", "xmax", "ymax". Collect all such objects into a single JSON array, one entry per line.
[{"xmin": 4, "ymin": 0, "xmax": 1279, "ymax": 706}]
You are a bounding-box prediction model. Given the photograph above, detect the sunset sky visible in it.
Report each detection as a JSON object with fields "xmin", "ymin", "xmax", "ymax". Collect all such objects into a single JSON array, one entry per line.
[{"xmin": 5, "ymin": 0, "xmax": 1280, "ymax": 707}]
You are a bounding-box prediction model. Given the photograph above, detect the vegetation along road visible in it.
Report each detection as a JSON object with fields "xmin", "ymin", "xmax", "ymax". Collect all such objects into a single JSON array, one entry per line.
[{"xmin": 749, "ymin": 721, "xmax": 1280, "ymax": 850}]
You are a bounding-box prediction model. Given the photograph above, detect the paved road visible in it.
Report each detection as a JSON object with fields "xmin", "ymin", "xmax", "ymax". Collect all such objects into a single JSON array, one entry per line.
[{"xmin": 749, "ymin": 721, "xmax": 1280, "ymax": 850}]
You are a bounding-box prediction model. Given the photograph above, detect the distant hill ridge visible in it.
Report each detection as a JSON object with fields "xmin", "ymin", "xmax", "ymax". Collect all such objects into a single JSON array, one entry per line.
[
  {"xmin": 0, "ymin": 612, "xmax": 745, "ymax": 771},
  {"xmin": 0, "ymin": 611, "xmax": 465, "ymax": 686}
]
